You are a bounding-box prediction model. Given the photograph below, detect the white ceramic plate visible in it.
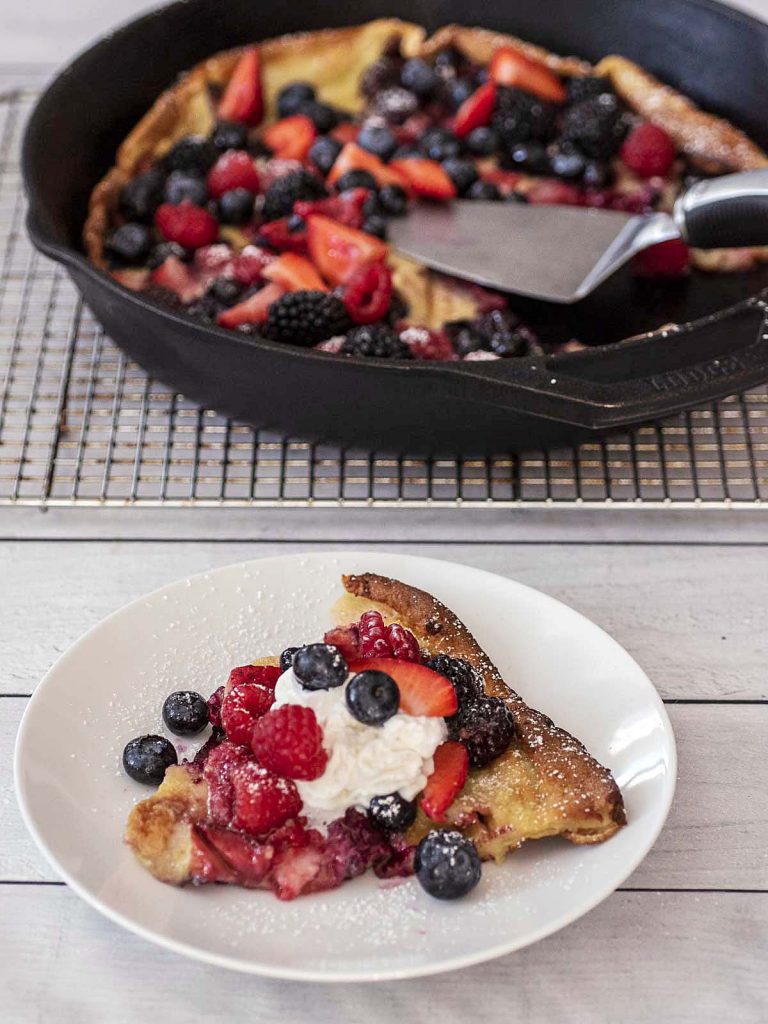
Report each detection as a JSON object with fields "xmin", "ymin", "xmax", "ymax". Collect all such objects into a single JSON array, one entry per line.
[{"xmin": 15, "ymin": 551, "xmax": 675, "ymax": 981}]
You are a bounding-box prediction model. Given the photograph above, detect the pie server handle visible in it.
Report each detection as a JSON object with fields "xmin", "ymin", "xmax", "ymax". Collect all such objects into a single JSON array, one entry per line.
[{"xmin": 675, "ymin": 169, "xmax": 768, "ymax": 249}]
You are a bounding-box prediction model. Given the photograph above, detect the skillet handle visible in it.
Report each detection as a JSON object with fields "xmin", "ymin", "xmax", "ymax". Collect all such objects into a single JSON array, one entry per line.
[
  {"xmin": 676, "ymin": 170, "xmax": 768, "ymax": 249},
  {"xmin": 452, "ymin": 296, "xmax": 768, "ymax": 431}
]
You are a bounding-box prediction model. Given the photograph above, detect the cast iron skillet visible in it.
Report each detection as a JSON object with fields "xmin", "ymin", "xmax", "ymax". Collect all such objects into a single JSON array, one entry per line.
[{"xmin": 22, "ymin": 0, "xmax": 768, "ymax": 453}]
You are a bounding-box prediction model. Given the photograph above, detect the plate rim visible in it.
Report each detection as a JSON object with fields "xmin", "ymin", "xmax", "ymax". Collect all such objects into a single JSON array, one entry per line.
[{"xmin": 14, "ymin": 549, "xmax": 677, "ymax": 982}]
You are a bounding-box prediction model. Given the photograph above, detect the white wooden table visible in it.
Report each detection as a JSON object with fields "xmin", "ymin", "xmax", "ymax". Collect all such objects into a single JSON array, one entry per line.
[{"xmin": 2, "ymin": 2, "xmax": 768, "ymax": 1020}]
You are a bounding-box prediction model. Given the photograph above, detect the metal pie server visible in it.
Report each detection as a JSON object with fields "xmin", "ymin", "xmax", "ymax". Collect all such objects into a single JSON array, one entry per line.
[{"xmin": 388, "ymin": 169, "xmax": 768, "ymax": 303}]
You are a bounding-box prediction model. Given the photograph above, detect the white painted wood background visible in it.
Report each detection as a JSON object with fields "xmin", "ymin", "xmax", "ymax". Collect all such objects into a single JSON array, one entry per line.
[{"xmin": 3, "ymin": 1, "xmax": 768, "ymax": 1021}]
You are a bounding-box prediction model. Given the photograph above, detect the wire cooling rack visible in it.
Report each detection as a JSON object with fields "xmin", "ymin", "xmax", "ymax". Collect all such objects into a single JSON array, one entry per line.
[{"xmin": 1, "ymin": 85, "xmax": 767, "ymax": 513}]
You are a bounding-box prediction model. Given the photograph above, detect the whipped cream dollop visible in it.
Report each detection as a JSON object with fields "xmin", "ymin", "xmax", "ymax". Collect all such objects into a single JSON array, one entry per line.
[{"xmin": 272, "ymin": 668, "xmax": 446, "ymax": 821}]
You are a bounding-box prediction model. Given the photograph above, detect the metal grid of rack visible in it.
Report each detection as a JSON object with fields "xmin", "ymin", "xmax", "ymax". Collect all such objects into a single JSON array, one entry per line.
[{"xmin": 1, "ymin": 86, "xmax": 767, "ymax": 509}]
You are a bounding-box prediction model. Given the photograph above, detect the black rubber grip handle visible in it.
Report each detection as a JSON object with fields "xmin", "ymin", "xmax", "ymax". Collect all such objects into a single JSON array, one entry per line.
[{"xmin": 679, "ymin": 170, "xmax": 768, "ymax": 249}]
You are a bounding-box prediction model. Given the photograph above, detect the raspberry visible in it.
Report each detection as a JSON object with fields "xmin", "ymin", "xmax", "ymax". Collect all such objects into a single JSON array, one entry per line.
[
  {"xmin": 342, "ymin": 263, "xmax": 393, "ymax": 325},
  {"xmin": 203, "ymin": 740, "xmax": 251, "ymax": 825},
  {"xmin": 632, "ymin": 238, "xmax": 690, "ymax": 278},
  {"xmin": 220, "ymin": 682, "xmax": 275, "ymax": 745},
  {"xmin": 251, "ymin": 705, "xmax": 328, "ymax": 780},
  {"xmin": 207, "ymin": 150, "xmax": 260, "ymax": 198},
  {"xmin": 387, "ymin": 623, "xmax": 420, "ymax": 662},
  {"xmin": 231, "ymin": 762, "xmax": 302, "ymax": 834},
  {"xmin": 448, "ymin": 696, "xmax": 516, "ymax": 768},
  {"xmin": 232, "ymin": 245, "xmax": 274, "ymax": 285},
  {"xmin": 207, "ymin": 684, "xmax": 226, "ymax": 728},
  {"xmin": 400, "ymin": 326, "xmax": 456, "ymax": 361},
  {"xmin": 155, "ymin": 201, "xmax": 219, "ymax": 249},
  {"xmin": 357, "ymin": 611, "xmax": 420, "ymax": 661},
  {"xmin": 227, "ymin": 664, "xmax": 282, "ymax": 690},
  {"xmin": 620, "ymin": 122, "xmax": 676, "ymax": 178}
]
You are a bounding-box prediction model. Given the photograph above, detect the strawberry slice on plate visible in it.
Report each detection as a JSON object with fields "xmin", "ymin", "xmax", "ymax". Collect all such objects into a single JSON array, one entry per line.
[
  {"xmin": 306, "ymin": 214, "xmax": 389, "ymax": 287},
  {"xmin": 421, "ymin": 741, "xmax": 469, "ymax": 822},
  {"xmin": 218, "ymin": 47, "xmax": 264, "ymax": 126},
  {"xmin": 217, "ymin": 282, "xmax": 285, "ymax": 328},
  {"xmin": 263, "ymin": 252, "xmax": 329, "ymax": 292},
  {"xmin": 490, "ymin": 46, "xmax": 566, "ymax": 103},
  {"xmin": 351, "ymin": 658, "xmax": 458, "ymax": 717},
  {"xmin": 454, "ymin": 81, "xmax": 497, "ymax": 138},
  {"xmin": 263, "ymin": 115, "xmax": 316, "ymax": 161},
  {"xmin": 294, "ymin": 187, "xmax": 369, "ymax": 229},
  {"xmin": 389, "ymin": 158, "xmax": 457, "ymax": 201}
]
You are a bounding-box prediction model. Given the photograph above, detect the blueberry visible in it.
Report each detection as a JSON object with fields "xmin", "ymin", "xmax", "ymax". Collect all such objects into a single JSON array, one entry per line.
[
  {"xmin": 466, "ymin": 180, "xmax": 502, "ymax": 201},
  {"xmin": 441, "ymin": 157, "xmax": 478, "ymax": 196},
  {"xmin": 293, "ymin": 643, "xmax": 347, "ymax": 690},
  {"xmin": 335, "ymin": 169, "xmax": 378, "ymax": 193},
  {"xmin": 106, "ymin": 223, "xmax": 151, "ymax": 264},
  {"xmin": 146, "ymin": 241, "xmax": 189, "ymax": 269},
  {"xmin": 369, "ymin": 792, "xmax": 418, "ymax": 831},
  {"xmin": 357, "ymin": 124, "xmax": 398, "ymax": 162},
  {"xmin": 277, "ymin": 81, "xmax": 316, "ymax": 118},
  {"xmin": 400, "ymin": 58, "xmax": 440, "ymax": 98},
  {"xmin": 122, "ymin": 734, "xmax": 177, "ymax": 785},
  {"xmin": 582, "ymin": 160, "xmax": 613, "ymax": 188},
  {"xmin": 421, "ymin": 128, "xmax": 461, "ymax": 163},
  {"xmin": 446, "ymin": 78, "xmax": 475, "ymax": 112},
  {"xmin": 465, "ymin": 126, "xmax": 499, "ymax": 156},
  {"xmin": 217, "ymin": 187, "xmax": 255, "ymax": 225},
  {"xmin": 508, "ymin": 141, "xmax": 551, "ymax": 175},
  {"xmin": 372, "ymin": 87, "xmax": 419, "ymax": 125},
  {"xmin": 392, "ymin": 145, "xmax": 422, "ymax": 161},
  {"xmin": 433, "ymin": 46, "xmax": 467, "ymax": 80},
  {"xmin": 377, "ymin": 184, "xmax": 408, "ymax": 217},
  {"xmin": 279, "ymin": 646, "xmax": 299, "ymax": 672},
  {"xmin": 164, "ymin": 135, "xmax": 217, "ymax": 174},
  {"xmin": 363, "ymin": 215, "xmax": 388, "ymax": 239},
  {"xmin": 309, "ymin": 135, "xmax": 342, "ymax": 176},
  {"xmin": 362, "ymin": 191, "xmax": 384, "ymax": 218},
  {"xmin": 287, "ymin": 213, "xmax": 307, "ymax": 233},
  {"xmin": 549, "ymin": 143, "xmax": 586, "ymax": 179},
  {"xmin": 164, "ymin": 170, "xmax": 208, "ymax": 206},
  {"xmin": 299, "ymin": 101, "xmax": 338, "ymax": 134},
  {"xmin": 162, "ymin": 691, "xmax": 209, "ymax": 736},
  {"xmin": 212, "ymin": 120, "xmax": 249, "ymax": 152},
  {"xmin": 346, "ymin": 670, "xmax": 400, "ymax": 726},
  {"xmin": 415, "ymin": 830, "xmax": 482, "ymax": 900},
  {"xmin": 119, "ymin": 168, "xmax": 165, "ymax": 223},
  {"xmin": 207, "ymin": 277, "xmax": 243, "ymax": 306}
]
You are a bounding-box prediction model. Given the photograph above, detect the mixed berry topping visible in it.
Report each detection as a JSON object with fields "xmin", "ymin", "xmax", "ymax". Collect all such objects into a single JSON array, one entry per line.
[{"xmin": 104, "ymin": 37, "xmax": 693, "ymax": 361}]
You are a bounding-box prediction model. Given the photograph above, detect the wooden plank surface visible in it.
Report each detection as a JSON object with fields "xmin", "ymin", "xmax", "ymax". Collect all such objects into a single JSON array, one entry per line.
[{"xmin": 4, "ymin": 541, "xmax": 767, "ymax": 699}]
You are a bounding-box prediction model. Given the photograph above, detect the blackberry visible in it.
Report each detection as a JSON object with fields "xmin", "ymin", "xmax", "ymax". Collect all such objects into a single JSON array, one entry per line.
[
  {"xmin": 368, "ymin": 792, "xmax": 418, "ymax": 831},
  {"xmin": 415, "ymin": 831, "xmax": 481, "ymax": 900},
  {"xmin": 420, "ymin": 127, "xmax": 461, "ymax": 163},
  {"xmin": 466, "ymin": 126, "xmax": 499, "ymax": 156},
  {"xmin": 445, "ymin": 319, "xmax": 486, "ymax": 357},
  {"xmin": 489, "ymin": 326, "xmax": 538, "ymax": 358},
  {"xmin": 263, "ymin": 290, "xmax": 350, "ymax": 345},
  {"xmin": 186, "ymin": 295, "xmax": 221, "ymax": 324},
  {"xmin": 146, "ymin": 241, "xmax": 188, "ymax": 269},
  {"xmin": 207, "ymin": 277, "xmax": 243, "ymax": 306},
  {"xmin": 211, "ymin": 119, "xmax": 249, "ymax": 152},
  {"xmin": 400, "ymin": 58, "xmax": 439, "ymax": 98},
  {"xmin": 386, "ymin": 290, "xmax": 410, "ymax": 326},
  {"xmin": 163, "ymin": 170, "xmax": 208, "ymax": 206},
  {"xmin": 566, "ymin": 75, "xmax": 614, "ymax": 105},
  {"xmin": 277, "ymin": 81, "xmax": 316, "ymax": 118},
  {"xmin": 377, "ymin": 184, "xmax": 408, "ymax": 217},
  {"xmin": 163, "ymin": 135, "xmax": 217, "ymax": 174},
  {"xmin": 341, "ymin": 324, "xmax": 412, "ymax": 359},
  {"xmin": 360, "ymin": 57, "xmax": 402, "ymax": 100},
  {"xmin": 218, "ymin": 187, "xmax": 255, "ymax": 225},
  {"xmin": 424, "ymin": 654, "xmax": 482, "ymax": 704},
  {"xmin": 335, "ymin": 169, "xmax": 378, "ymax": 193},
  {"xmin": 441, "ymin": 157, "xmax": 479, "ymax": 196},
  {"xmin": 309, "ymin": 135, "xmax": 342, "ymax": 176},
  {"xmin": 162, "ymin": 691, "xmax": 209, "ymax": 736},
  {"xmin": 466, "ymin": 180, "xmax": 502, "ymax": 202},
  {"xmin": 371, "ymin": 87, "xmax": 419, "ymax": 125},
  {"xmin": 261, "ymin": 169, "xmax": 326, "ymax": 223},
  {"xmin": 493, "ymin": 87, "xmax": 557, "ymax": 149},
  {"xmin": 299, "ymin": 100, "xmax": 338, "ymax": 135},
  {"xmin": 106, "ymin": 223, "xmax": 151, "ymax": 264},
  {"xmin": 357, "ymin": 123, "xmax": 398, "ymax": 161},
  {"xmin": 119, "ymin": 168, "xmax": 165, "ymax": 223},
  {"xmin": 559, "ymin": 94, "xmax": 628, "ymax": 159},
  {"xmin": 508, "ymin": 141, "xmax": 550, "ymax": 174},
  {"xmin": 448, "ymin": 696, "xmax": 516, "ymax": 768}
]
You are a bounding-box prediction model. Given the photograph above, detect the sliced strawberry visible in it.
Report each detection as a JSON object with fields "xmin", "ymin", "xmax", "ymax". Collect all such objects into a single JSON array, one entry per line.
[
  {"xmin": 197, "ymin": 824, "xmax": 273, "ymax": 887},
  {"xmin": 331, "ymin": 121, "xmax": 360, "ymax": 146},
  {"xmin": 294, "ymin": 187, "xmax": 368, "ymax": 229},
  {"xmin": 257, "ymin": 217, "xmax": 309, "ymax": 254},
  {"xmin": 389, "ymin": 158, "xmax": 457, "ymax": 201},
  {"xmin": 263, "ymin": 115, "xmax": 316, "ymax": 162},
  {"xmin": 527, "ymin": 180, "xmax": 583, "ymax": 206},
  {"xmin": 218, "ymin": 47, "xmax": 264, "ymax": 126},
  {"xmin": 397, "ymin": 112, "xmax": 433, "ymax": 145},
  {"xmin": 454, "ymin": 81, "xmax": 497, "ymax": 139},
  {"xmin": 263, "ymin": 252, "xmax": 329, "ymax": 292},
  {"xmin": 111, "ymin": 268, "xmax": 150, "ymax": 291},
  {"xmin": 189, "ymin": 826, "xmax": 239, "ymax": 884},
  {"xmin": 490, "ymin": 46, "xmax": 566, "ymax": 103},
  {"xmin": 420, "ymin": 741, "xmax": 469, "ymax": 822},
  {"xmin": 323, "ymin": 623, "xmax": 361, "ymax": 661},
  {"xmin": 232, "ymin": 245, "xmax": 275, "ymax": 285},
  {"xmin": 155, "ymin": 201, "xmax": 219, "ymax": 249},
  {"xmin": 207, "ymin": 150, "xmax": 260, "ymax": 198},
  {"xmin": 342, "ymin": 262, "xmax": 393, "ymax": 324},
  {"xmin": 327, "ymin": 143, "xmax": 411, "ymax": 192},
  {"xmin": 151, "ymin": 255, "xmax": 206, "ymax": 303},
  {"xmin": 306, "ymin": 214, "xmax": 389, "ymax": 287},
  {"xmin": 481, "ymin": 168, "xmax": 523, "ymax": 196},
  {"xmin": 216, "ymin": 282, "xmax": 285, "ymax": 328},
  {"xmin": 350, "ymin": 657, "xmax": 458, "ymax": 717}
]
